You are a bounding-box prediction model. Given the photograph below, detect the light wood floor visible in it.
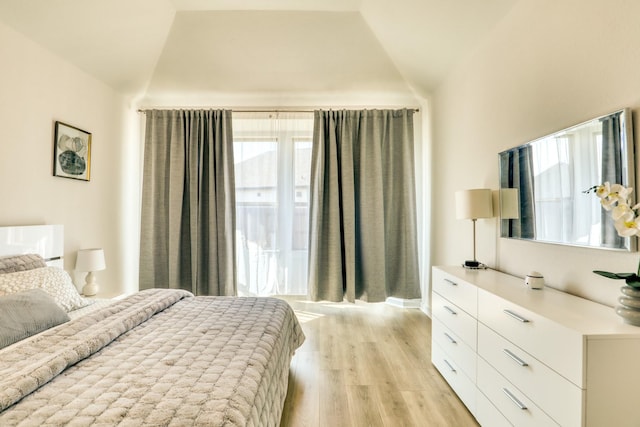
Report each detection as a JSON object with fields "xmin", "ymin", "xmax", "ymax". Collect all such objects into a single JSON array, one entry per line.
[{"xmin": 278, "ymin": 297, "xmax": 479, "ymax": 427}]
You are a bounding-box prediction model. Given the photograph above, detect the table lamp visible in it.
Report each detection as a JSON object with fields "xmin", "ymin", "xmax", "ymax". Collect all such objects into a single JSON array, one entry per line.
[
  {"xmin": 455, "ymin": 189, "xmax": 493, "ymax": 268},
  {"xmin": 76, "ymin": 248, "xmax": 106, "ymax": 296}
]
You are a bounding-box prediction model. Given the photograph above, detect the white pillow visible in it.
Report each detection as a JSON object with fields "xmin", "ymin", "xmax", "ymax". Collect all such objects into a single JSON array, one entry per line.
[{"xmin": 0, "ymin": 267, "xmax": 90, "ymax": 312}]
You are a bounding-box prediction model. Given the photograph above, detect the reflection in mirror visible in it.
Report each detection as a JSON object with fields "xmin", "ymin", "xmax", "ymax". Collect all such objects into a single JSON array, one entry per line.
[{"xmin": 499, "ymin": 109, "xmax": 635, "ymax": 251}]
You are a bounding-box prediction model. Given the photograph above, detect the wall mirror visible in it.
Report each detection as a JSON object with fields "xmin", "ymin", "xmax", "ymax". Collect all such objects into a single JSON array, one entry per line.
[{"xmin": 499, "ymin": 108, "xmax": 635, "ymax": 251}]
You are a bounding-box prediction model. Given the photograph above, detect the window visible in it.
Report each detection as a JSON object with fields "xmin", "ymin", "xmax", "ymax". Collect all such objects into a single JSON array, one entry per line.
[
  {"xmin": 531, "ymin": 127, "xmax": 602, "ymax": 245},
  {"xmin": 233, "ymin": 112, "xmax": 313, "ymax": 296}
]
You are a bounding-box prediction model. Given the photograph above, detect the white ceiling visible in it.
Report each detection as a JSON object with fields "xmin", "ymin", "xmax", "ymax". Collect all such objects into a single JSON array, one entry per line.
[
  {"xmin": 0, "ymin": 0, "xmax": 518, "ymax": 100},
  {"xmin": 147, "ymin": 11, "xmax": 408, "ymax": 95}
]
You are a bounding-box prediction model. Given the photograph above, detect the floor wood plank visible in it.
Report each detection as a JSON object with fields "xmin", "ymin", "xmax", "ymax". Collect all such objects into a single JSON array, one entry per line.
[
  {"xmin": 279, "ymin": 298, "xmax": 479, "ymax": 427},
  {"xmin": 375, "ymin": 384, "xmax": 416, "ymax": 427},
  {"xmin": 319, "ymin": 369, "xmax": 350, "ymax": 427},
  {"xmin": 345, "ymin": 385, "xmax": 385, "ymax": 427},
  {"xmin": 281, "ymin": 350, "xmax": 320, "ymax": 427}
]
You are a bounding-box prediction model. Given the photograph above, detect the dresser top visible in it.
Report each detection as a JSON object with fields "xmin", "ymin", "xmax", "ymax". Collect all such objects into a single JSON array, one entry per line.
[{"xmin": 434, "ymin": 266, "xmax": 640, "ymax": 338}]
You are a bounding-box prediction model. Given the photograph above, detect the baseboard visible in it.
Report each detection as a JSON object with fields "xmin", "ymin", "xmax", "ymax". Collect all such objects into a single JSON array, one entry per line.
[
  {"xmin": 420, "ymin": 305, "xmax": 432, "ymax": 317},
  {"xmin": 385, "ymin": 297, "xmax": 422, "ymax": 309}
]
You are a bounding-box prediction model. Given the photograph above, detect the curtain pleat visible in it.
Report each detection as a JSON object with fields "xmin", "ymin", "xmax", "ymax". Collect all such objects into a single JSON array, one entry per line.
[
  {"xmin": 308, "ymin": 109, "xmax": 420, "ymax": 302},
  {"xmin": 139, "ymin": 109, "xmax": 236, "ymax": 296},
  {"xmin": 501, "ymin": 146, "xmax": 535, "ymax": 239},
  {"xmin": 601, "ymin": 111, "xmax": 624, "ymax": 248}
]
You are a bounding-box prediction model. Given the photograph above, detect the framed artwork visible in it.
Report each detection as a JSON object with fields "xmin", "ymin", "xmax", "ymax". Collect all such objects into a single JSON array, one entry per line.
[{"xmin": 53, "ymin": 121, "xmax": 91, "ymax": 181}]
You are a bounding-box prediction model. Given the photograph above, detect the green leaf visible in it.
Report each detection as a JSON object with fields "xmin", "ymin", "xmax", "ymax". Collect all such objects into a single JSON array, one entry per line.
[
  {"xmin": 615, "ymin": 273, "xmax": 637, "ymax": 279},
  {"xmin": 593, "ymin": 270, "xmax": 640, "ymax": 287},
  {"xmin": 593, "ymin": 270, "xmax": 628, "ymax": 280}
]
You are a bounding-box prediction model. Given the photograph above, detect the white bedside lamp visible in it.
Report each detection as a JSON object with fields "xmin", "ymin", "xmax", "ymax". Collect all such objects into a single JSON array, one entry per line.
[
  {"xmin": 76, "ymin": 248, "xmax": 106, "ymax": 296},
  {"xmin": 456, "ymin": 189, "xmax": 494, "ymax": 269},
  {"xmin": 500, "ymin": 188, "xmax": 520, "ymax": 219}
]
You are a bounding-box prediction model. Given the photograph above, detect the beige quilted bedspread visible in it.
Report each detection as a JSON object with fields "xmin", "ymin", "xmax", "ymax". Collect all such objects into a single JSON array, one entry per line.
[{"xmin": 0, "ymin": 289, "xmax": 305, "ymax": 426}]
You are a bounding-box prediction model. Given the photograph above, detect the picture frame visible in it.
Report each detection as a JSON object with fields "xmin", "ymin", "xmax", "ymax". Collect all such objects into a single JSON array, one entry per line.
[{"xmin": 53, "ymin": 121, "xmax": 91, "ymax": 181}]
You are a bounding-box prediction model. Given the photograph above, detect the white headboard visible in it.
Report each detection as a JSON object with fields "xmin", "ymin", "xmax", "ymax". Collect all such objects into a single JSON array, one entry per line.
[{"xmin": 0, "ymin": 225, "xmax": 64, "ymax": 267}]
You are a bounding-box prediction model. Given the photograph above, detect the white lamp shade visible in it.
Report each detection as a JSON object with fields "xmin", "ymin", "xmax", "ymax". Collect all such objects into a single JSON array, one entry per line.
[
  {"xmin": 455, "ymin": 189, "xmax": 494, "ymax": 220},
  {"xmin": 76, "ymin": 248, "xmax": 106, "ymax": 272},
  {"xmin": 500, "ymin": 188, "xmax": 520, "ymax": 219}
]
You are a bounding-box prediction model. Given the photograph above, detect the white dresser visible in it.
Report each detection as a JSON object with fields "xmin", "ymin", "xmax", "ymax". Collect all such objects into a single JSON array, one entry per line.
[{"xmin": 431, "ymin": 266, "xmax": 640, "ymax": 427}]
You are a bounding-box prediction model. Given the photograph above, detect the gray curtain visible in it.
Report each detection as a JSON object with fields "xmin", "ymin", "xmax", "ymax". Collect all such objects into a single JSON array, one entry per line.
[
  {"xmin": 139, "ymin": 109, "xmax": 236, "ymax": 296},
  {"xmin": 308, "ymin": 109, "xmax": 421, "ymax": 303},
  {"xmin": 500, "ymin": 145, "xmax": 535, "ymax": 239},
  {"xmin": 601, "ymin": 111, "xmax": 624, "ymax": 248}
]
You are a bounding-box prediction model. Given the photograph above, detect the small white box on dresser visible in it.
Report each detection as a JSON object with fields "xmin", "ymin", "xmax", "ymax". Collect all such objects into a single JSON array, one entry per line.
[{"xmin": 431, "ymin": 265, "xmax": 640, "ymax": 427}]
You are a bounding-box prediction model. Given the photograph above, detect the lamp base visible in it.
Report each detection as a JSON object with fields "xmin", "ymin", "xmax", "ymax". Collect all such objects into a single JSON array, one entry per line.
[
  {"xmin": 82, "ymin": 271, "xmax": 99, "ymax": 296},
  {"xmin": 463, "ymin": 260, "xmax": 486, "ymax": 270},
  {"xmin": 82, "ymin": 282, "xmax": 99, "ymax": 296}
]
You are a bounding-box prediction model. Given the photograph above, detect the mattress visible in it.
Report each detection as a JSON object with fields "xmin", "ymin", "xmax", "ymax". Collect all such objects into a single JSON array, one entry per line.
[{"xmin": 0, "ymin": 289, "xmax": 305, "ymax": 426}]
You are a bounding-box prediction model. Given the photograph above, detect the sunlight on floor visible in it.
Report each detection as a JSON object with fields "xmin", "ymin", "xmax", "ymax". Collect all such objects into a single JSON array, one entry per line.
[{"xmin": 292, "ymin": 310, "xmax": 324, "ymax": 324}]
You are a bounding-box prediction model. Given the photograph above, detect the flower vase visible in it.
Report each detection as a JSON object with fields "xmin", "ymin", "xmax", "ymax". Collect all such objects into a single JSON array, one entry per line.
[{"xmin": 615, "ymin": 286, "xmax": 640, "ymax": 326}]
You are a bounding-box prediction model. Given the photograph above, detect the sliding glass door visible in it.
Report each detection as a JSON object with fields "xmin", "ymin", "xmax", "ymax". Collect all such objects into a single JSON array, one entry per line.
[{"xmin": 233, "ymin": 112, "xmax": 313, "ymax": 296}]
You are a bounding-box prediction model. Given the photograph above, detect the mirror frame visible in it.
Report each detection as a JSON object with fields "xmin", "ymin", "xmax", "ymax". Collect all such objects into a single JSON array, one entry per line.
[{"xmin": 499, "ymin": 108, "xmax": 636, "ymax": 251}]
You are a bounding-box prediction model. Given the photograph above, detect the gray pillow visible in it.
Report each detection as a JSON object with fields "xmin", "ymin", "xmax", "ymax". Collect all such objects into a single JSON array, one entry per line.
[
  {"xmin": 0, "ymin": 254, "xmax": 47, "ymax": 274},
  {"xmin": 0, "ymin": 288, "xmax": 70, "ymax": 349}
]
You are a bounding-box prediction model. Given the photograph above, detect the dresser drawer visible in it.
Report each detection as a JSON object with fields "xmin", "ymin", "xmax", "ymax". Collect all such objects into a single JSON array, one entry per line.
[
  {"xmin": 478, "ymin": 323, "xmax": 582, "ymax": 427},
  {"xmin": 432, "ymin": 318, "xmax": 477, "ymax": 380},
  {"xmin": 478, "ymin": 288, "xmax": 584, "ymax": 387},
  {"xmin": 432, "ymin": 292, "xmax": 477, "ymax": 350},
  {"xmin": 433, "ymin": 268, "xmax": 478, "ymax": 317},
  {"xmin": 476, "ymin": 389, "xmax": 511, "ymax": 427},
  {"xmin": 477, "ymin": 357, "xmax": 557, "ymax": 427},
  {"xmin": 432, "ymin": 341, "xmax": 476, "ymax": 416}
]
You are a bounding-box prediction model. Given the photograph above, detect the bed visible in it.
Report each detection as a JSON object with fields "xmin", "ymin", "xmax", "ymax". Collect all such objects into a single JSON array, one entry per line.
[{"xmin": 0, "ymin": 225, "xmax": 305, "ymax": 426}]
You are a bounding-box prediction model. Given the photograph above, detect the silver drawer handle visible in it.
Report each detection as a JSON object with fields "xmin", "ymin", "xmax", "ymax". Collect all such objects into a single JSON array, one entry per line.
[
  {"xmin": 503, "ymin": 348, "xmax": 529, "ymax": 367},
  {"xmin": 503, "ymin": 309, "xmax": 530, "ymax": 323},
  {"xmin": 444, "ymin": 305, "xmax": 458, "ymax": 315},
  {"xmin": 444, "ymin": 332, "xmax": 457, "ymax": 344},
  {"xmin": 444, "ymin": 278, "xmax": 458, "ymax": 286},
  {"xmin": 503, "ymin": 388, "xmax": 528, "ymax": 410},
  {"xmin": 443, "ymin": 359, "xmax": 457, "ymax": 373}
]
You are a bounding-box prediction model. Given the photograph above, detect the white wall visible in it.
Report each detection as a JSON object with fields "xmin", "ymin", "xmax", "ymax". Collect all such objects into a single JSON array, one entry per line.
[
  {"xmin": 0, "ymin": 21, "xmax": 133, "ymax": 297},
  {"xmin": 432, "ymin": 0, "xmax": 640, "ymax": 307}
]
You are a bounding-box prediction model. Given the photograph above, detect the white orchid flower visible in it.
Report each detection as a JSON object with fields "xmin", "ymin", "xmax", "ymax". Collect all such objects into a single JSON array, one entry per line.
[
  {"xmin": 621, "ymin": 186, "xmax": 633, "ymax": 198},
  {"xmin": 612, "ymin": 203, "xmax": 634, "ymax": 220},
  {"xmin": 601, "ymin": 196, "xmax": 618, "ymax": 211},
  {"xmin": 590, "ymin": 182, "xmax": 640, "ymax": 287},
  {"xmin": 595, "ymin": 182, "xmax": 634, "ymax": 211},
  {"xmin": 595, "ymin": 182, "xmax": 611, "ymax": 199},
  {"xmin": 612, "ymin": 184, "xmax": 633, "ymax": 204},
  {"xmin": 614, "ymin": 215, "xmax": 640, "ymax": 237},
  {"xmin": 591, "ymin": 182, "xmax": 639, "ymax": 237}
]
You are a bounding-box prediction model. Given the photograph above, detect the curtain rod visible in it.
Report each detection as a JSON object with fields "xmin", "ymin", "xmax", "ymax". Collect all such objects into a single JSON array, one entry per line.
[{"xmin": 137, "ymin": 108, "xmax": 420, "ymax": 114}]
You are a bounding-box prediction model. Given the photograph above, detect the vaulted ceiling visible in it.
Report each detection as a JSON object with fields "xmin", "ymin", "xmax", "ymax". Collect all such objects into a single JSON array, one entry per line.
[{"xmin": 0, "ymin": 0, "xmax": 517, "ymax": 102}]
